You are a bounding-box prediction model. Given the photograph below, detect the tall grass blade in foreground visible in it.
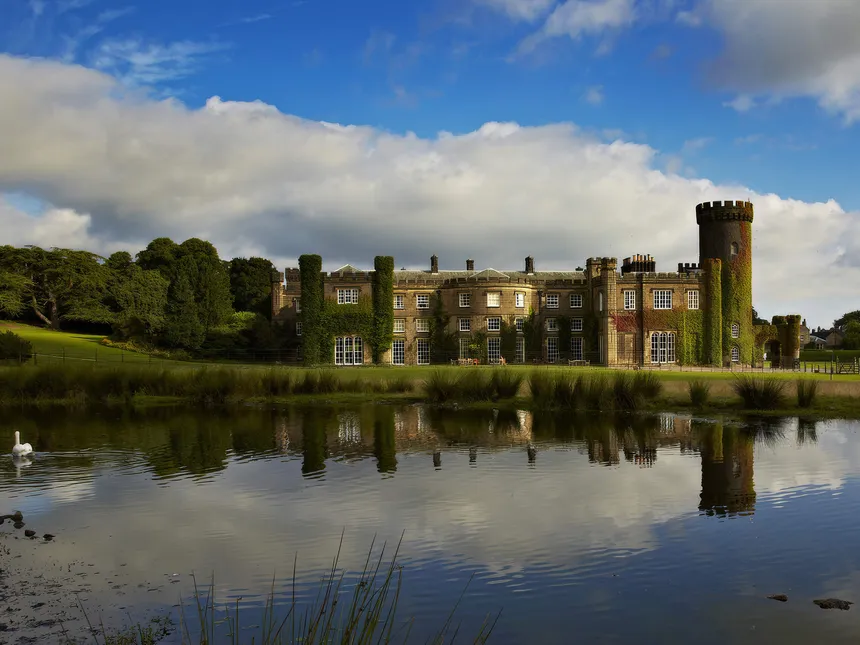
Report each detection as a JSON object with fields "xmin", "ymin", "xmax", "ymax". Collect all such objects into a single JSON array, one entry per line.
[
  {"xmin": 731, "ymin": 375, "xmax": 786, "ymax": 410},
  {"xmin": 632, "ymin": 371, "xmax": 663, "ymax": 400},
  {"xmin": 688, "ymin": 379, "xmax": 710, "ymax": 408},
  {"xmin": 796, "ymin": 379, "xmax": 818, "ymax": 408},
  {"xmin": 611, "ymin": 372, "xmax": 642, "ymax": 411},
  {"xmin": 490, "ymin": 369, "xmax": 524, "ymax": 399}
]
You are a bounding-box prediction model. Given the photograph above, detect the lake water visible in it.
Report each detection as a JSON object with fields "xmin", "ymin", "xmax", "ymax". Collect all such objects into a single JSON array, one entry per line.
[{"xmin": 3, "ymin": 404, "xmax": 860, "ymax": 644}]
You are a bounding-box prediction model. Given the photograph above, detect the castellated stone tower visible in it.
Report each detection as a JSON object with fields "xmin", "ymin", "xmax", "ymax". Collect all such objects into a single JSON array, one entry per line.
[{"xmin": 697, "ymin": 200, "xmax": 754, "ymax": 366}]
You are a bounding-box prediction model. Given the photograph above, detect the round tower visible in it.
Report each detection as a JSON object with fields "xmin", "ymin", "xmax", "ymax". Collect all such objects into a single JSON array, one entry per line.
[{"xmin": 697, "ymin": 200, "xmax": 754, "ymax": 366}]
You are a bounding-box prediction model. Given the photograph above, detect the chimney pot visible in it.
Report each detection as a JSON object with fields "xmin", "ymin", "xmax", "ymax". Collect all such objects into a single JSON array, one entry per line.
[
  {"xmin": 430, "ymin": 254, "xmax": 439, "ymax": 273},
  {"xmin": 525, "ymin": 256, "xmax": 535, "ymax": 274},
  {"xmin": 466, "ymin": 258, "xmax": 475, "ymax": 271}
]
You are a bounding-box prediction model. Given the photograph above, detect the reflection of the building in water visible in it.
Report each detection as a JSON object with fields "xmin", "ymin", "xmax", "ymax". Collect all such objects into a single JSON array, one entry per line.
[{"xmin": 698, "ymin": 424, "xmax": 756, "ymax": 517}]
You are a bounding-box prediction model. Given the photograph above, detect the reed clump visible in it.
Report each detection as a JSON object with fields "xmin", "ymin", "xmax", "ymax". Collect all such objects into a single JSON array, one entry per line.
[
  {"xmin": 796, "ymin": 379, "xmax": 818, "ymax": 408},
  {"xmin": 731, "ymin": 375, "xmax": 786, "ymax": 410},
  {"xmin": 688, "ymin": 379, "xmax": 710, "ymax": 408}
]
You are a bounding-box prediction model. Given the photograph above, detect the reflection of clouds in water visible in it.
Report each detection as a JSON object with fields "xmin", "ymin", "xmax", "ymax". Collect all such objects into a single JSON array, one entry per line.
[{"xmin": 754, "ymin": 419, "xmax": 860, "ymax": 495}]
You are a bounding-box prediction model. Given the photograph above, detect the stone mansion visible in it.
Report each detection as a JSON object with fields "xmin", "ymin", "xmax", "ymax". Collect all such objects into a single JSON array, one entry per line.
[{"xmin": 271, "ymin": 200, "xmax": 801, "ymax": 368}]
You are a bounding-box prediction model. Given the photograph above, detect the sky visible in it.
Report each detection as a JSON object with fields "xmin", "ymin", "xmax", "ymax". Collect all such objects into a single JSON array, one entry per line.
[{"xmin": 1, "ymin": 0, "xmax": 859, "ymax": 328}]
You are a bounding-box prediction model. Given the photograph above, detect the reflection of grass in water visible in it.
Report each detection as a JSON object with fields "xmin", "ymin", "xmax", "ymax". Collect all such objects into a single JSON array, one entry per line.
[{"xmin": 70, "ymin": 533, "xmax": 499, "ymax": 645}]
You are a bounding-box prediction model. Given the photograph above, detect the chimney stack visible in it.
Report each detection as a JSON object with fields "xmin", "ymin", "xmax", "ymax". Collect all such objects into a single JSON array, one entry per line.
[
  {"xmin": 525, "ymin": 256, "xmax": 535, "ymax": 274},
  {"xmin": 430, "ymin": 254, "xmax": 439, "ymax": 273},
  {"xmin": 466, "ymin": 258, "xmax": 475, "ymax": 271}
]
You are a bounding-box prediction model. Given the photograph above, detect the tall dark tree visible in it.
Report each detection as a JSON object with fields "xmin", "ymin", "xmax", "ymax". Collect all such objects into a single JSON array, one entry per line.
[
  {"xmin": 834, "ymin": 310, "xmax": 860, "ymax": 330},
  {"xmin": 229, "ymin": 257, "xmax": 276, "ymax": 317},
  {"xmin": 164, "ymin": 257, "xmax": 204, "ymax": 349},
  {"xmin": 108, "ymin": 264, "xmax": 169, "ymax": 339},
  {"xmin": 177, "ymin": 238, "xmax": 233, "ymax": 333}
]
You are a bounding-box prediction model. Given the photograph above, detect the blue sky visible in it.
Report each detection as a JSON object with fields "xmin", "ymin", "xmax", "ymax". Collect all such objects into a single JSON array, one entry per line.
[{"xmin": 1, "ymin": 0, "xmax": 860, "ymax": 326}]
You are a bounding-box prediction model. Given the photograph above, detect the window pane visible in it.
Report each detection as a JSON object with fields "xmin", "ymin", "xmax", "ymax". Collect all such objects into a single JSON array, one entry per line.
[
  {"xmin": 515, "ymin": 292, "xmax": 524, "ymax": 308},
  {"xmin": 459, "ymin": 293, "xmax": 470, "ymax": 307},
  {"xmin": 459, "ymin": 318, "xmax": 471, "ymax": 332},
  {"xmin": 624, "ymin": 290, "xmax": 636, "ymax": 310},
  {"xmin": 546, "ymin": 294, "xmax": 559, "ymax": 308},
  {"xmin": 487, "ymin": 337, "xmax": 501, "ymax": 364},
  {"xmin": 688, "ymin": 290, "xmax": 699, "ymax": 310},
  {"xmin": 571, "ymin": 337, "xmax": 583, "ymax": 361},
  {"xmin": 571, "ymin": 318, "xmax": 583, "ymax": 332},
  {"xmin": 393, "ymin": 319, "xmax": 405, "ymax": 333},
  {"xmin": 516, "ymin": 338, "xmax": 525, "ymax": 363},
  {"xmin": 487, "ymin": 292, "xmax": 500, "ymax": 307},
  {"xmin": 570, "ymin": 294, "xmax": 582, "ymax": 308},
  {"xmin": 417, "ymin": 339, "xmax": 430, "ymax": 365},
  {"xmin": 487, "ymin": 317, "xmax": 500, "ymax": 331},
  {"xmin": 547, "ymin": 337, "xmax": 558, "ymax": 363},
  {"xmin": 459, "ymin": 337, "xmax": 470, "ymax": 360},
  {"xmin": 392, "ymin": 340, "xmax": 405, "ymax": 365},
  {"xmin": 653, "ymin": 290, "xmax": 672, "ymax": 310}
]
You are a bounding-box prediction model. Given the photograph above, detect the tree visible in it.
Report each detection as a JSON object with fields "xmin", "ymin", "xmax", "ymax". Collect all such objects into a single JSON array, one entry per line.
[
  {"xmin": 109, "ymin": 265, "xmax": 169, "ymax": 339},
  {"xmin": 163, "ymin": 258, "xmax": 204, "ymax": 349},
  {"xmin": 177, "ymin": 238, "xmax": 233, "ymax": 334},
  {"xmin": 0, "ymin": 245, "xmax": 111, "ymax": 329},
  {"xmin": 834, "ymin": 310, "xmax": 860, "ymax": 330},
  {"xmin": 842, "ymin": 321, "xmax": 860, "ymax": 350},
  {"xmin": 228, "ymin": 257, "xmax": 276, "ymax": 316},
  {"xmin": 752, "ymin": 307, "xmax": 768, "ymax": 325},
  {"xmin": 136, "ymin": 238, "xmax": 179, "ymax": 278},
  {"xmin": 0, "ymin": 268, "xmax": 29, "ymax": 317}
]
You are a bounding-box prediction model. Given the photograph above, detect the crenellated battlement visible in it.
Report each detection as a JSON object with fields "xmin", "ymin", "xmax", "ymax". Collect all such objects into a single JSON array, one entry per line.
[{"xmin": 696, "ymin": 200, "xmax": 754, "ymax": 224}]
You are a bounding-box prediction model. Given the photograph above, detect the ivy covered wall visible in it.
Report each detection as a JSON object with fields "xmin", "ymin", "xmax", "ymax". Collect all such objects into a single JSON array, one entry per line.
[
  {"xmin": 722, "ymin": 222, "xmax": 753, "ymax": 365},
  {"xmin": 370, "ymin": 256, "xmax": 394, "ymax": 363},
  {"xmin": 298, "ymin": 254, "xmax": 323, "ymax": 365},
  {"xmin": 703, "ymin": 258, "xmax": 722, "ymax": 366}
]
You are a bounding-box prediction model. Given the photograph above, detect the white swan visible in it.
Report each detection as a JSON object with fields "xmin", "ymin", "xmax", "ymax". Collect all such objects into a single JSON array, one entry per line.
[{"xmin": 12, "ymin": 431, "xmax": 33, "ymax": 457}]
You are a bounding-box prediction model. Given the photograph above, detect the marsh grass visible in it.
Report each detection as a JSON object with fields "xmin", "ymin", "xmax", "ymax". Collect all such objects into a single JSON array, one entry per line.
[
  {"xmin": 490, "ymin": 370, "xmax": 524, "ymax": 399},
  {"xmin": 632, "ymin": 371, "xmax": 663, "ymax": 399},
  {"xmin": 796, "ymin": 379, "xmax": 818, "ymax": 408},
  {"xmin": 688, "ymin": 380, "xmax": 711, "ymax": 408},
  {"xmin": 731, "ymin": 376, "xmax": 786, "ymax": 410},
  {"xmin": 71, "ymin": 534, "xmax": 499, "ymax": 645},
  {"xmin": 611, "ymin": 372, "xmax": 642, "ymax": 411}
]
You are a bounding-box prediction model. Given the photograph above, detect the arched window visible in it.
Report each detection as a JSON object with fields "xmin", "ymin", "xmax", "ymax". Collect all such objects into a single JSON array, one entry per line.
[
  {"xmin": 650, "ymin": 332, "xmax": 676, "ymax": 363},
  {"xmin": 730, "ymin": 242, "xmax": 739, "ymax": 258},
  {"xmin": 731, "ymin": 323, "xmax": 740, "ymax": 338},
  {"xmin": 731, "ymin": 345, "xmax": 740, "ymax": 362}
]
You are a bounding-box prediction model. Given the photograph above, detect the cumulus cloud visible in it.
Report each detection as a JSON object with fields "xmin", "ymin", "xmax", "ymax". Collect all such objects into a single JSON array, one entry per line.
[
  {"xmin": 583, "ymin": 85, "xmax": 604, "ymax": 105},
  {"xmin": 696, "ymin": 0, "xmax": 860, "ymax": 123},
  {"xmin": 518, "ymin": 0, "xmax": 637, "ymax": 54},
  {"xmin": 0, "ymin": 54, "xmax": 856, "ymax": 324}
]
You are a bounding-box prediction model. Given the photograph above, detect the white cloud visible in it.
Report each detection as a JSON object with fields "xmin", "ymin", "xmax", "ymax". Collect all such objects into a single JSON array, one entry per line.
[
  {"xmin": 583, "ymin": 85, "xmax": 604, "ymax": 105},
  {"xmin": 0, "ymin": 54, "xmax": 857, "ymax": 324},
  {"xmin": 518, "ymin": 0, "xmax": 637, "ymax": 54},
  {"xmin": 473, "ymin": 0, "xmax": 557, "ymax": 22},
  {"xmin": 722, "ymin": 95, "xmax": 755, "ymax": 113},
  {"xmin": 90, "ymin": 38, "xmax": 229, "ymax": 86},
  {"xmin": 674, "ymin": 9, "xmax": 700, "ymax": 26},
  {"xmin": 695, "ymin": 0, "xmax": 860, "ymax": 123},
  {"xmin": 681, "ymin": 136, "xmax": 713, "ymax": 153}
]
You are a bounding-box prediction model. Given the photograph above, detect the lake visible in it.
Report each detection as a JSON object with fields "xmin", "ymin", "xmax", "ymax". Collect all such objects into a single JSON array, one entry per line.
[{"xmin": 3, "ymin": 404, "xmax": 860, "ymax": 644}]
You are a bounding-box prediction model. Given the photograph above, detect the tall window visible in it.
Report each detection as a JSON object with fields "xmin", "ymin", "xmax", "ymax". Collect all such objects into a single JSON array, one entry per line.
[
  {"xmin": 515, "ymin": 338, "xmax": 525, "ymax": 363},
  {"xmin": 653, "ymin": 290, "xmax": 673, "ymax": 310},
  {"xmin": 487, "ymin": 337, "xmax": 501, "ymax": 364},
  {"xmin": 546, "ymin": 318, "xmax": 557, "ymax": 331},
  {"xmin": 487, "ymin": 317, "xmax": 501, "ymax": 332},
  {"xmin": 687, "ymin": 290, "xmax": 699, "ymax": 310},
  {"xmin": 624, "ymin": 290, "xmax": 636, "ymax": 310},
  {"xmin": 650, "ymin": 332, "xmax": 676, "ymax": 363},
  {"xmin": 337, "ymin": 288, "xmax": 359, "ymax": 304},
  {"xmin": 487, "ymin": 292, "xmax": 501, "ymax": 307},
  {"xmin": 415, "ymin": 319, "xmax": 430, "ymax": 333},
  {"xmin": 393, "ymin": 319, "xmax": 405, "ymax": 333},
  {"xmin": 335, "ymin": 336, "xmax": 364, "ymax": 365},
  {"xmin": 459, "ymin": 318, "xmax": 471, "ymax": 332},
  {"xmin": 731, "ymin": 345, "xmax": 740, "ymax": 362},
  {"xmin": 731, "ymin": 242, "xmax": 739, "ymax": 257},
  {"xmin": 571, "ymin": 337, "xmax": 583, "ymax": 361},
  {"xmin": 295, "ymin": 299, "xmax": 301, "ymax": 312},
  {"xmin": 546, "ymin": 294, "xmax": 559, "ymax": 309},
  {"xmin": 416, "ymin": 294, "xmax": 430, "ymax": 309},
  {"xmin": 515, "ymin": 292, "xmax": 525, "ymax": 308},
  {"xmin": 393, "ymin": 294, "xmax": 404, "ymax": 309},
  {"xmin": 459, "ymin": 337, "xmax": 471, "ymax": 360},
  {"xmin": 570, "ymin": 294, "xmax": 583, "ymax": 308},
  {"xmin": 391, "ymin": 339, "xmax": 405, "ymax": 365},
  {"xmin": 296, "ymin": 322, "xmax": 302, "ymax": 336},
  {"xmin": 547, "ymin": 337, "xmax": 559, "ymax": 363},
  {"xmin": 515, "ymin": 317, "xmax": 524, "ymax": 332},
  {"xmin": 417, "ymin": 339, "xmax": 430, "ymax": 365},
  {"xmin": 571, "ymin": 318, "xmax": 583, "ymax": 332},
  {"xmin": 459, "ymin": 293, "xmax": 471, "ymax": 307},
  {"xmin": 599, "ymin": 292, "xmax": 604, "ymax": 312},
  {"xmin": 731, "ymin": 322, "xmax": 740, "ymax": 338}
]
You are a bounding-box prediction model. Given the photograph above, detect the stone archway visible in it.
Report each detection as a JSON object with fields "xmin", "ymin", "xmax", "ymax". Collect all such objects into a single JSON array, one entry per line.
[{"xmin": 766, "ymin": 340, "xmax": 781, "ymax": 369}]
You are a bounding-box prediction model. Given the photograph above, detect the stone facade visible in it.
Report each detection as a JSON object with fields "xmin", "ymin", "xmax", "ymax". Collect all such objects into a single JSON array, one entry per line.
[{"xmin": 272, "ymin": 201, "xmax": 803, "ymax": 367}]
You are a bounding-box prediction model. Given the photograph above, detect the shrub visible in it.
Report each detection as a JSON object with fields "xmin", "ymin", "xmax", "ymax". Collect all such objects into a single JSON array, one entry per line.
[
  {"xmin": 732, "ymin": 375, "xmax": 786, "ymax": 410},
  {"xmin": 459, "ymin": 370, "xmax": 495, "ymax": 402},
  {"xmin": 796, "ymin": 379, "xmax": 818, "ymax": 408},
  {"xmin": 528, "ymin": 370, "xmax": 555, "ymax": 407},
  {"xmin": 581, "ymin": 375, "xmax": 610, "ymax": 411},
  {"xmin": 688, "ymin": 379, "xmax": 711, "ymax": 407},
  {"xmin": 552, "ymin": 374, "xmax": 578, "ymax": 408},
  {"xmin": 0, "ymin": 331, "xmax": 33, "ymax": 363}
]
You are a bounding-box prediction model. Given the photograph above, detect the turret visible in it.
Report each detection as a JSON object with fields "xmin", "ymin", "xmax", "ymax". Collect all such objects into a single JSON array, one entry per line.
[{"xmin": 697, "ymin": 201, "xmax": 754, "ymax": 365}]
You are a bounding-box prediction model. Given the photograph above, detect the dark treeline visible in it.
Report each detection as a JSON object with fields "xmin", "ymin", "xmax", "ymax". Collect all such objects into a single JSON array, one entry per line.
[{"xmin": 0, "ymin": 239, "xmax": 287, "ymax": 356}]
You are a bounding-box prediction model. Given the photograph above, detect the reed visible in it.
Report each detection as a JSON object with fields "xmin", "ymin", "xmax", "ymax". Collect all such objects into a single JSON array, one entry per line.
[
  {"xmin": 527, "ymin": 370, "xmax": 555, "ymax": 407},
  {"xmin": 632, "ymin": 371, "xmax": 663, "ymax": 399},
  {"xmin": 796, "ymin": 379, "xmax": 818, "ymax": 408},
  {"xmin": 72, "ymin": 534, "xmax": 499, "ymax": 645},
  {"xmin": 688, "ymin": 379, "xmax": 711, "ymax": 408},
  {"xmin": 611, "ymin": 372, "xmax": 642, "ymax": 411},
  {"xmin": 423, "ymin": 369, "xmax": 461, "ymax": 404},
  {"xmin": 581, "ymin": 375, "xmax": 610, "ymax": 411},
  {"xmin": 731, "ymin": 375, "xmax": 786, "ymax": 410},
  {"xmin": 490, "ymin": 369, "xmax": 524, "ymax": 399}
]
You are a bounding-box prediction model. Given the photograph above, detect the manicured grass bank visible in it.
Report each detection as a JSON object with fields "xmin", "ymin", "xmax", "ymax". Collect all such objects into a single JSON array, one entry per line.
[{"xmin": 3, "ymin": 362, "xmax": 860, "ymax": 417}]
